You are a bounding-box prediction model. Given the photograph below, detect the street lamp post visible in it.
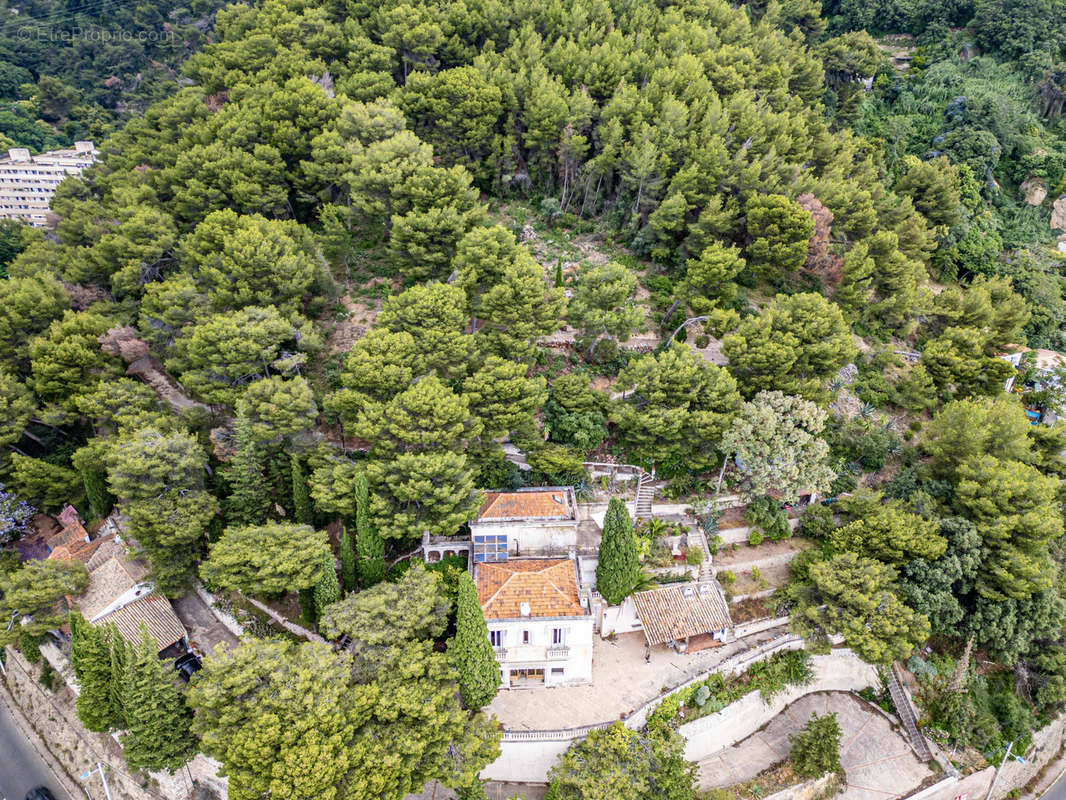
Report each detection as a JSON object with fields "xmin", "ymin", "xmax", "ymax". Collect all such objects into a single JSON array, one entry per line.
[{"xmin": 81, "ymin": 762, "xmax": 113, "ymax": 800}]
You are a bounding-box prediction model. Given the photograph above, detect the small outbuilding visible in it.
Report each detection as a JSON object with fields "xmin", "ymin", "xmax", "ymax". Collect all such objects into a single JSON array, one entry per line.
[{"xmin": 632, "ymin": 582, "xmax": 734, "ymax": 653}]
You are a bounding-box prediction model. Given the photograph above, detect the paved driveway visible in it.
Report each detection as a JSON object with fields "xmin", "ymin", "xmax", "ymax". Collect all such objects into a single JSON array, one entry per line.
[
  {"xmin": 697, "ymin": 692, "xmax": 933, "ymax": 799},
  {"xmin": 172, "ymin": 591, "xmax": 239, "ymax": 655},
  {"xmin": 487, "ymin": 629, "xmax": 781, "ymax": 730}
]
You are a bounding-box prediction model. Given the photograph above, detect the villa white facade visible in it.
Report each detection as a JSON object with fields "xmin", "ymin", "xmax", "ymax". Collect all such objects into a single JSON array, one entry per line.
[{"xmin": 476, "ymin": 557, "xmax": 594, "ymax": 688}]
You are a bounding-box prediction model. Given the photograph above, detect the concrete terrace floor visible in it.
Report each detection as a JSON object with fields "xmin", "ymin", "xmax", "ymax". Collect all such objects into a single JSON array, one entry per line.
[
  {"xmin": 697, "ymin": 692, "xmax": 933, "ymax": 799},
  {"xmin": 487, "ymin": 629, "xmax": 781, "ymax": 730}
]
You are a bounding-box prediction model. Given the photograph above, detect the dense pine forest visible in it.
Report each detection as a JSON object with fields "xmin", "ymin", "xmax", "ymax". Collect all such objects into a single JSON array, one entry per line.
[{"xmin": 2, "ymin": 0, "xmax": 1066, "ymax": 797}]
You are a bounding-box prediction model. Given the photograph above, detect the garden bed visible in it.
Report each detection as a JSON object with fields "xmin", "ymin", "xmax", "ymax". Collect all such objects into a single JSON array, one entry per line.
[{"xmin": 704, "ymin": 764, "xmax": 842, "ymax": 800}]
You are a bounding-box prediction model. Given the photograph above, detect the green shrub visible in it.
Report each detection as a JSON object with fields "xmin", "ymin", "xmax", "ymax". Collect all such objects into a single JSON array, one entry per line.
[
  {"xmin": 686, "ymin": 547, "xmax": 705, "ymax": 566},
  {"xmin": 746, "ymin": 496, "xmax": 790, "ymax": 540},
  {"xmin": 798, "ymin": 504, "xmax": 835, "ymax": 539},
  {"xmin": 748, "ymin": 529, "xmax": 764, "ymax": 547},
  {"xmin": 719, "ymin": 570, "xmax": 735, "ymax": 584},
  {"xmin": 695, "ymin": 333, "xmax": 710, "ymax": 348},
  {"xmin": 790, "ymin": 712, "xmax": 842, "ymax": 778}
]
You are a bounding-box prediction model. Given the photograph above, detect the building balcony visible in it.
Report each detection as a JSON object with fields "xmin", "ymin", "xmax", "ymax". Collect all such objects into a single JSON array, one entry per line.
[
  {"xmin": 493, "ymin": 646, "xmax": 507, "ymax": 660},
  {"xmin": 546, "ymin": 646, "xmax": 570, "ymax": 659}
]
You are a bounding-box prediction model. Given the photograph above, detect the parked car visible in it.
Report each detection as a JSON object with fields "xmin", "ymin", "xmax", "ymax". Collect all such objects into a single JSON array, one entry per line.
[
  {"xmin": 26, "ymin": 788, "xmax": 56, "ymax": 800},
  {"xmin": 174, "ymin": 652, "xmax": 202, "ymax": 681}
]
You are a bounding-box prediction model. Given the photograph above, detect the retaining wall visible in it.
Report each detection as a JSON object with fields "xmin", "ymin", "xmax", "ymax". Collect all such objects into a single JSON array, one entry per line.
[
  {"xmin": 679, "ymin": 651, "xmax": 879, "ymax": 760},
  {"xmin": 481, "ymin": 645, "xmax": 876, "ymax": 783},
  {"xmin": 716, "ymin": 517, "xmax": 802, "ymax": 545},
  {"xmin": 904, "ymin": 711, "xmax": 1066, "ymax": 799}
]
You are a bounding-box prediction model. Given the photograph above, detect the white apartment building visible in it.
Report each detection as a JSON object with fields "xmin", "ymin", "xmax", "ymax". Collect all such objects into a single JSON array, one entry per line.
[
  {"xmin": 0, "ymin": 141, "xmax": 97, "ymax": 227},
  {"xmin": 476, "ymin": 557, "xmax": 594, "ymax": 689}
]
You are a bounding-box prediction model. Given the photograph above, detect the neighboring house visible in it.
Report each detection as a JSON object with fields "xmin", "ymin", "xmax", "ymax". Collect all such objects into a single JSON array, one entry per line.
[
  {"xmin": 423, "ymin": 486, "xmax": 580, "ymax": 564},
  {"xmin": 0, "ymin": 142, "xmax": 97, "ymax": 226},
  {"xmin": 631, "ymin": 583, "xmax": 734, "ymax": 653},
  {"xmin": 999, "ymin": 346, "xmax": 1066, "ymax": 418},
  {"xmin": 45, "ymin": 510, "xmax": 188, "ymax": 657},
  {"xmin": 999, "ymin": 346, "xmax": 1027, "ymax": 392},
  {"xmin": 475, "ymin": 557, "xmax": 594, "ymax": 688}
]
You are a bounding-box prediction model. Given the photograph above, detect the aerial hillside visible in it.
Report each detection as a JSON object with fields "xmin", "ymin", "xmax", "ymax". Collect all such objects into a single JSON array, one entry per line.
[{"xmin": 0, "ymin": 0, "xmax": 1064, "ymax": 797}]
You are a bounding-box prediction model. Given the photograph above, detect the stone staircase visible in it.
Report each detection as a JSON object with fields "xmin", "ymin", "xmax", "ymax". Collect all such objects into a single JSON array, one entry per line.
[
  {"xmin": 695, "ymin": 525, "xmax": 714, "ymax": 582},
  {"xmin": 887, "ymin": 663, "xmax": 933, "ymax": 762},
  {"xmin": 634, "ymin": 471, "xmax": 660, "ymax": 519}
]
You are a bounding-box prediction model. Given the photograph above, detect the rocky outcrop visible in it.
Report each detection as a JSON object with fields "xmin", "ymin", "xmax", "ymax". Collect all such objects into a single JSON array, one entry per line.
[
  {"xmin": 1052, "ymin": 196, "xmax": 1066, "ymax": 231},
  {"xmin": 1021, "ymin": 177, "xmax": 1048, "ymax": 206}
]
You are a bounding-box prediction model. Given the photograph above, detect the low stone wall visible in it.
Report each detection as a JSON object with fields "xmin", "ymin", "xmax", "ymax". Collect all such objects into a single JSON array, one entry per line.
[
  {"xmin": 195, "ymin": 583, "xmax": 245, "ymax": 637},
  {"xmin": 734, "ymin": 616, "xmax": 790, "ymax": 638},
  {"xmin": 482, "ymin": 646, "xmax": 877, "ymax": 783},
  {"xmin": 764, "ymin": 773, "xmax": 838, "ymax": 800},
  {"xmin": 679, "ymin": 652, "xmax": 878, "ymax": 761},
  {"xmin": 717, "ymin": 518, "xmax": 802, "ymax": 545},
  {"xmin": 5, "ymin": 646, "xmax": 161, "ymax": 800},
  {"xmin": 903, "ymin": 713, "xmax": 1066, "ymax": 799},
  {"xmin": 6, "ymin": 645, "xmax": 228, "ymax": 800}
]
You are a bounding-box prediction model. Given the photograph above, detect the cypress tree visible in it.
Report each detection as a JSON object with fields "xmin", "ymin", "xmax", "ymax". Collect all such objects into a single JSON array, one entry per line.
[
  {"xmin": 121, "ymin": 626, "xmax": 197, "ymax": 773},
  {"xmin": 298, "ymin": 588, "xmax": 317, "ymax": 626},
  {"xmin": 106, "ymin": 625, "xmax": 131, "ymax": 728},
  {"xmin": 313, "ymin": 551, "xmax": 341, "ymax": 620},
  {"xmin": 451, "ymin": 571, "xmax": 500, "ymax": 708},
  {"xmin": 354, "ymin": 472, "xmax": 386, "ymax": 587},
  {"xmin": 81, "ymin": 468, "xmax": 113, "ymax": 520},
  {"xmin": 554, "ymin": 258, "xmax": 563, "ymax": 287},
  {"xmin": 70, "ymin": 612, "xmax": 121, "ymax": 732},
  {"xmin": 596, "ymin": 497, "xmax": 641, "ymax": 605},
  {"xmin": 339, "ymin": 526, "xmax": 357, "ymax": 592},
  {"xmin": 224, "ymin": 412, "xmax": 270, "ymax": 526},
  {"xmin": 290, "ymin": 454, "xmax": 314, "ymax": 525}
]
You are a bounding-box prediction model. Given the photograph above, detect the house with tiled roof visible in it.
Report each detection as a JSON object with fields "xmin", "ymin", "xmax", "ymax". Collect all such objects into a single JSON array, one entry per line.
[
  {"xmin": 473, "ymin": 487, "xmax": 580, "ymax": 560},
  {"xmin": 47, "ymin": 511, "xmax": 188, "ymax": 656},
  {"xmin": 631, "ymin": 583, "xmax": 734, "ymax": 653},
  {"xmin": 475, "ymin": 556, "xmax": 593, "ymax": 689}
]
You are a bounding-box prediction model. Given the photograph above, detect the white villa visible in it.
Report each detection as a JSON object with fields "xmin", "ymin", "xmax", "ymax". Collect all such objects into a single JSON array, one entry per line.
[
  {"xmin": 475, "ymin": 557, "xmax": 594, "ymax": 688},
  {"xmin": 422, "ymin": 486, "xmax": 581, "ymax": 564}
]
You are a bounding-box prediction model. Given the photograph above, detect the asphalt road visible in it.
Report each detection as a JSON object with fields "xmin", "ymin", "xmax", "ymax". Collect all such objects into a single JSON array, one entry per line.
[
  {"xmin": 1045, "ymin": 769, "xmax": 1066, "ymax": 800},
  {"xmin": 0, "ymin": 696, "xmax": 72, "ymax": 800}
]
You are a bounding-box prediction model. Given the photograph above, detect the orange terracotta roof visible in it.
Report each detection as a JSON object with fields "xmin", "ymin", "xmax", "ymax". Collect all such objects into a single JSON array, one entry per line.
[
  {"xmin": 476, "ymin": 558, "xmax": 586, "ymax": 619},
  {"xmin": 478, "ymin": 489, "xmax": 574, "ymax": 522},
  {"xmin": 45, "ymin": 521, "xmax": 88, "ymax": 551}
]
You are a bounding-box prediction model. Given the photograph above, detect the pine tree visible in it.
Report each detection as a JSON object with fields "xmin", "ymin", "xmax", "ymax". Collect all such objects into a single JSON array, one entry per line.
[
  {"xmin": 596, "ymin": 498, "xmax": 641, "ymax": 605},
  {"xmin": 451, "ymin": 571, "xmax": 501, "ymax": 708},
  {"xmin": 70, "ymin": 612, "xmax": 121, "ymax": 732},
  {"xmin": 224, "ymin": 412, "xmax": 270, "ymax": 526},
  {"xmin": 355, "ymin": 472, "xmax": 386, "ymax": 587},
  {"xmin": 339, "ymin": 526, "xmax": 357, "ymax": 592},
  {"xmin": 290, "ymin": 454, "xmax": 314, "ymax": 526},
  {"xmin": 121, "ymin": 626, "xmax": 197, "ymax": 773},
  {"xmin": 313, "ymin": 551, "xmax": 340, "ymax": 620}
]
